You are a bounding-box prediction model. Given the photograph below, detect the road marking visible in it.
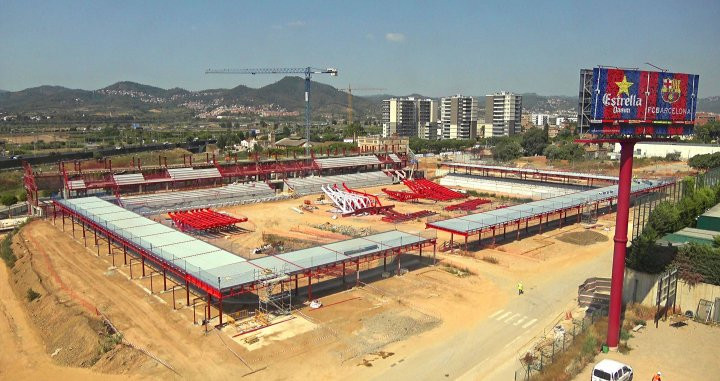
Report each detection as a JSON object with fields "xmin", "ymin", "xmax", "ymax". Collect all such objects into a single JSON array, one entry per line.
[
  {"xmin": 489, "ymin": 309, "xmax": 504, "ymax": 319},
  {"xmin": 514, "ymin": 316, "xmax": 527, "ymax": 326},
  {"xmin": 496, "ymin": 311, "xmax": 512, "ymax": 321},
  {"xmin": 505, "ymin": 313, "xmax": 521, "ymax": 323},
  {"xmin": 522, "ymin": 318, "xmax": 538, "ymax": 329}
]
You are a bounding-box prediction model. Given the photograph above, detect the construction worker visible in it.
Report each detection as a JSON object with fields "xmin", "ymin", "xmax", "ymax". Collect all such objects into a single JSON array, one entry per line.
[
  {"xmin": 517, "ymin": 282, "xmax": 524, "ymax": 295},
  {"xmin": 652, "ymin": 371, "xmax": 662, "ymax": 381}
]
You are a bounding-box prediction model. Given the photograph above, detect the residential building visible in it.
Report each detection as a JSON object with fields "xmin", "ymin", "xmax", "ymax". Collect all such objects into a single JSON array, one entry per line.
[
  {"xmin": 532, "ymin": 113, "xmax": 550, "ymax": 127},
  {"xmin": 357, "ymin": 135, "xmax": 409, "ymax": 153},
  {"xmin": 484, "ymin": 92, "xmax": 522, "ymax": 136},
  {"xmin": 697, "ymin": 112, "xmax": 719, "ymax": 126},
  {"xmin": 441, "ymin": 95, "xmax": 478, "ymax": 139},
  {"xmin": 382, "ymin": 97, "xmax": 437, "ymax": 139},
  {"xmin": 417, "ymin": 99, "xmax": 438, "ymax": 139}
]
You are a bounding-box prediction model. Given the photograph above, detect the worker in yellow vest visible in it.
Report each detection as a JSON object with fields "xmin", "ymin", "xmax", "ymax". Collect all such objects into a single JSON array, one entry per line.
[{"xmin": 518, "ymin": 282, "xmax": 524, "ymax": 295}]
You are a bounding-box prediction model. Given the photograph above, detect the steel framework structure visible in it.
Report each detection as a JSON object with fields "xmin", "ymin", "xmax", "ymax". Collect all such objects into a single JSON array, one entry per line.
[
  {"xmin": 51, "ymin": 198, "xmax": 435, "ymax": 326},
  {"xmin": 58, "ymin": 153, "xmax": 407, "ymax": 198},
  {"xmin": 442, "ymin": 163, "xmax": 618, "ymax": 186},
  {"xmin": 426, "ymin": 180, "xmax": 674, "ymax": 250}
]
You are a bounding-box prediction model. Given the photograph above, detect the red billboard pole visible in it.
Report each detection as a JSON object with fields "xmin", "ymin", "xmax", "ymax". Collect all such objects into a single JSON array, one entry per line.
[
  {"xmin": 579, "ymin": 65, "xmax": 699, "ymax": 350},
  {"xmin": 606, "ymin": 140, "xmax": 635, "ymax": 349}
]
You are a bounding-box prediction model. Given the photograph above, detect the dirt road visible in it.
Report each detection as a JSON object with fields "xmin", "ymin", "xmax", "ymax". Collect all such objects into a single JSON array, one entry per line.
[
  {"xmin": 19, "ymin": 220, "xmax": 255, "ymax": 379},
  {"xmin": 356, "ymin": 238, "xmax": 614, "ymax": 381},
  {"xmin": 0, "ymin": 236, "xmax": 129, "ymax": 380}
]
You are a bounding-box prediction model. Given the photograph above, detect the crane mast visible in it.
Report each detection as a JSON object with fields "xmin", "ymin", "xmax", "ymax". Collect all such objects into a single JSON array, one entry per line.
[{"xmin": 206, "ymin": 67, "xmax": 338, "ymax": 156}]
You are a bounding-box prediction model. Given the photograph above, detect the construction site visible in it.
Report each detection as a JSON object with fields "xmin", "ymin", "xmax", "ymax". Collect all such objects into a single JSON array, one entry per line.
[{"xmin": 1, "ymin": 144, "xmax": 695, "ymax": 380}]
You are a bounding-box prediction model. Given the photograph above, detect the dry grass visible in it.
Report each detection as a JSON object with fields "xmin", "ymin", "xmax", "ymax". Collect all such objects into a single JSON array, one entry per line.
[
  {"xmin": 441, "ymin": 263, "xmax": 474, "ymax": 277},
  {"xmin": 531, "ymin": 318, "xmax": 608, "ymax": 381},
  {"xmin": 481, "ymin": 255, "xmax": 499, "ymax": 264}
]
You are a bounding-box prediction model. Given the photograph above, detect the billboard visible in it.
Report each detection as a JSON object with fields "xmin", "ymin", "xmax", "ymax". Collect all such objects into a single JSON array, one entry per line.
[{"xmin": 588, "ymin": 67, "xmax": 699, "ymax": 135}]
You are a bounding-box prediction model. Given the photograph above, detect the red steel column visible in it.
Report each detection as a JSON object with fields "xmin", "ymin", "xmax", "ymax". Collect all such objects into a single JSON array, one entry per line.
[{"xmin": 607, "ymin": 141, "xmax": 635, "ymax": 350}]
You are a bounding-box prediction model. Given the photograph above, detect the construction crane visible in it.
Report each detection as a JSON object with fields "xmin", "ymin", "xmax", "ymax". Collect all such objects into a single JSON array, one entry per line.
[
  {"xmin": 205, "ymin": 67, "xmax": 338, "ymax": 156},
  {"xmin": 343, "ymin": 85, "xmax": 385, "ymax": 125}
]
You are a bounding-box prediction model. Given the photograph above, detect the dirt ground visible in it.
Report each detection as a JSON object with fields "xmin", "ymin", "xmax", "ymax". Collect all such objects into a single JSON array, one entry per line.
[
  {"xmin": 3, "ymin": 168, "xmax": 679, "ymax": 380},
  {"xmin": 573, "ymin": 320, "xmax": 720, "ymax": 381},
  {"xmin": 201, "ymin": 182, "xmax": 509, "ymax": 256},
  {"xmin": 0, "ymin": 199, "xmax": 621, "ymax": 380}
]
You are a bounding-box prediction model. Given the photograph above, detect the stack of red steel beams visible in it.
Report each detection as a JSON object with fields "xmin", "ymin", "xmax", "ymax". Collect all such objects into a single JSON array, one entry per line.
[
  {"xmin": 402, "ymin": 179, "xmax": 466, "ymax": 201},
  {"xmin": 380, "ymin": 209, "xmax": 436, "ymax": 223},
  {"xmin": 382, "ymin": 188, "xmax": 421, "ymax": 202},
  {"xmin": 169, "ymin": 209, "xmax": 247, "ymax": 231},
  {"xmin": 444, "ymin": 198, "xmax": 491, "ymax": 211}
]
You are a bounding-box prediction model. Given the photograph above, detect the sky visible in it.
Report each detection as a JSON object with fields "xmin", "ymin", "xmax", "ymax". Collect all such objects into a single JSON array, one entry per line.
[{"xmin": 1, "ymin": 0, "xmax": 719, "ymax": 97}]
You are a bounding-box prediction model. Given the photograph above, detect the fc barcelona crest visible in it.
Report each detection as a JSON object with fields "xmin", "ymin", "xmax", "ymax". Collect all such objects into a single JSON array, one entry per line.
[{"xmin": 661, "ymin": 78, "xmax": 682, "ymax": 103}]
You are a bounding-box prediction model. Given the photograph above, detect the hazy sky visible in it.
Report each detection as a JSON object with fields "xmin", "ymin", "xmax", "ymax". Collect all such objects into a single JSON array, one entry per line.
[{"xmin": 1, "ymin": 0, "xmax": 719, "ymax": 96}]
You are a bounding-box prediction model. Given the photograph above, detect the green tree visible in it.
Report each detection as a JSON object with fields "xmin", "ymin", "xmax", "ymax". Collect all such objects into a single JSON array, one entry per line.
[
  {"xmin": 646, "ymin": 201, "xmax": 681, "ymax": 235},
  {"xmin": 543, "ymin": 141, "xmax": 585, "ymax": 161},
  {"xmin": 1, "ymin": 194, "xmax": 17, "ymax": 206},
  {"xmin": 492, "ymin": 138, "xmax": 523, "ymax": 162},
  {"xmin": 521, "ymin": 127, "xmax": 548, "ymax": 156},
  {"xmin": 216, "ymin": 134, "xmax": 229, "ymax": 149}
]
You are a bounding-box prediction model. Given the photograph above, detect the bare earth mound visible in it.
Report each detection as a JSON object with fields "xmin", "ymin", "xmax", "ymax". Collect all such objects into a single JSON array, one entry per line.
[{"xmin": 556, "ymin": 230, "xmax": 609, "ymax": 246}]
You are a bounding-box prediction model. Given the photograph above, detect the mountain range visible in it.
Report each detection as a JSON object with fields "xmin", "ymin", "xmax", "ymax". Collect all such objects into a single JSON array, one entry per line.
[
  {"xmin": 0, "ymin": 77, "xmax": 379, "ymax": 118},
  {"xmin": 1, "ymin": 79, "xmax": 718, "ymax": 117}
]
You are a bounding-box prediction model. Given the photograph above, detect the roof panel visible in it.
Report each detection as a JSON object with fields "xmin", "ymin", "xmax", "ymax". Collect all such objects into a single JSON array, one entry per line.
[
  {"xmin": 428, "ymin": 180, "xmax": 666, "ymax": 234},
  {"xmin": 56, "ymin": 197, "xmax": 432, "ymax": 292}
]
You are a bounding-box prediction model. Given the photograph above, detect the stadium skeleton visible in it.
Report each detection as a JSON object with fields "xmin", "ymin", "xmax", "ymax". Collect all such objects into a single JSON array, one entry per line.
[
  {"xmin": 39, "ymin": 155, "xmax": 674, "ymax": 333},
  {"xmin": 19, "ymin": 65, "xmax": 700, "ymax": 355}
]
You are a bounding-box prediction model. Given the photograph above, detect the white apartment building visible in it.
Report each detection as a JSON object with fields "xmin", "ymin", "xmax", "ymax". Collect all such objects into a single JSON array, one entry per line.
[
  {"xmin": 485, "ymin": 92, "xmax": 522, "ymax": 136},
  {"xmin": 441, "ymin": 95, "xmax": 478, "ymax": 140},
  {"xmin": 382, "ymin": 97, "xmax": 437, "ymax": 138},
  {"xmin": 532, "ymin": 113, "xmax": 550, "ymax": 127}
]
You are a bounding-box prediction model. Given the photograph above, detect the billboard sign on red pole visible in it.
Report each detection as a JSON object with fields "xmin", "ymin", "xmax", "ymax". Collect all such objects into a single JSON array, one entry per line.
[{"xmin": 589, "ymin": 67, "xmax": 699, "ymax": 136}]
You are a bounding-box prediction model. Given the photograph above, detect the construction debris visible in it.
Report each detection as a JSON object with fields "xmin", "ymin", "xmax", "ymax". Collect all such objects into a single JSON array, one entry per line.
[{"xmin": 312, "ymin": 223, "xmax": 377, "ymax": 238}]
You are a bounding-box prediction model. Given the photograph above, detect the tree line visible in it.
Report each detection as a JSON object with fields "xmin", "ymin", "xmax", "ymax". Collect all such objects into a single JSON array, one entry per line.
[{"xmin": 627, "ymin": 177, "xmax": 720, "ymax": 285}]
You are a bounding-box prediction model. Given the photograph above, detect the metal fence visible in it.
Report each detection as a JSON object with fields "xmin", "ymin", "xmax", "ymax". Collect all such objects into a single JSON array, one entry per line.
[{"xmin": 514, "ymin": 308, "xmax": 608, "ymax": 381}]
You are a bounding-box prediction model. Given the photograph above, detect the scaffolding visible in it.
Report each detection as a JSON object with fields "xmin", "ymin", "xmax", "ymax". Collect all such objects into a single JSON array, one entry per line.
[{"xmin": 257, "ymin": 270, "xmax": 292, "ymax": 321}]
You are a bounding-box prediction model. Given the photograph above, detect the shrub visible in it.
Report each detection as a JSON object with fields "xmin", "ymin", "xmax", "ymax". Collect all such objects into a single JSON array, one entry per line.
[
  {"xmin": 581, "ymin": 334, "xmax": 598, "ymax": 356},
  {"xmin": 0, "ymin": 233, "xmax": 17, "ymax": 268}
]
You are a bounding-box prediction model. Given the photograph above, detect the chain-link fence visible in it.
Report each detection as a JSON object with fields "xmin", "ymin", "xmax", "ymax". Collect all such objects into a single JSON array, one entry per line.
[{"xmin": 514, "ymin": 308, "xmax": 607, "ymax": 381}]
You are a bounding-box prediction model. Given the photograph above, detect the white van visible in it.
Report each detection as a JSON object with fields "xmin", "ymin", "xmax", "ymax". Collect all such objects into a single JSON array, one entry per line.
[{"xmin": 591, "ymin": 359, "xmax": 633, "ymax": 381}]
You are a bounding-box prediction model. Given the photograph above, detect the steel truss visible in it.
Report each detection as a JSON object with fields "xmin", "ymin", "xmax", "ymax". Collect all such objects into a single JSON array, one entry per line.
[{"xmin": 50, "ymin": 200, "xmax": 435, "ymax": 327}]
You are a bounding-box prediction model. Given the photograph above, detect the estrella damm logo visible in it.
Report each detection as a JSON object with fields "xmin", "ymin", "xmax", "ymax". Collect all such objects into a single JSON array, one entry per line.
[{"xmin": 661, "ymin": 78, "xmax": 682, "ymax": 104}]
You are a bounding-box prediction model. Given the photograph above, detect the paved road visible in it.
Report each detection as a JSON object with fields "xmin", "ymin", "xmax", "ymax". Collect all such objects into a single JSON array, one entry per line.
[{"xmin": 372, "ymin": 249, "xmax": 613, "ymax": 381}]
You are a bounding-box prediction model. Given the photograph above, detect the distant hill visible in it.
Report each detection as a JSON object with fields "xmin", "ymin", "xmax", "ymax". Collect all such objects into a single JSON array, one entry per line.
[
  {"xmin": 2, "ymin": 79, "xmax": 717, "ymax": 119},
  {"xmin": 0, "ymin": 78, "xmax": 379, "ymax": 118},
  {"xmin": 698, "ymin": 96, "xmax": 720, "ymax": 114},
  {"xmin": 519, "ymin": 93, "xmax": 576, "ymax": 113}
]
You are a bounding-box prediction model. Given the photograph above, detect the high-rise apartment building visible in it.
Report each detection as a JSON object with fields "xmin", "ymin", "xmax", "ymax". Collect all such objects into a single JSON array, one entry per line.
[
  {"xmin": 417, "ymin": 99, "xmax": 438, "ymax": 139},
  {"xmin": 484, "ymin": 92, "xmax": 522, "ymax": 136},
  {"xmin": 441, "ymin": 95, "xmax": 478, "ymax": 139},
  {"xmin": 382, "ymin": 97, "xmax": 437, "ymax": 138}
]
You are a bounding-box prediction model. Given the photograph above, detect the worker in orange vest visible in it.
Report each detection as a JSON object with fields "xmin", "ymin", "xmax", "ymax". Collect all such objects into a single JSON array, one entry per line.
[{"xmin": 652, "ymin": 371, "xmax": 662, "ymax": 381}]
